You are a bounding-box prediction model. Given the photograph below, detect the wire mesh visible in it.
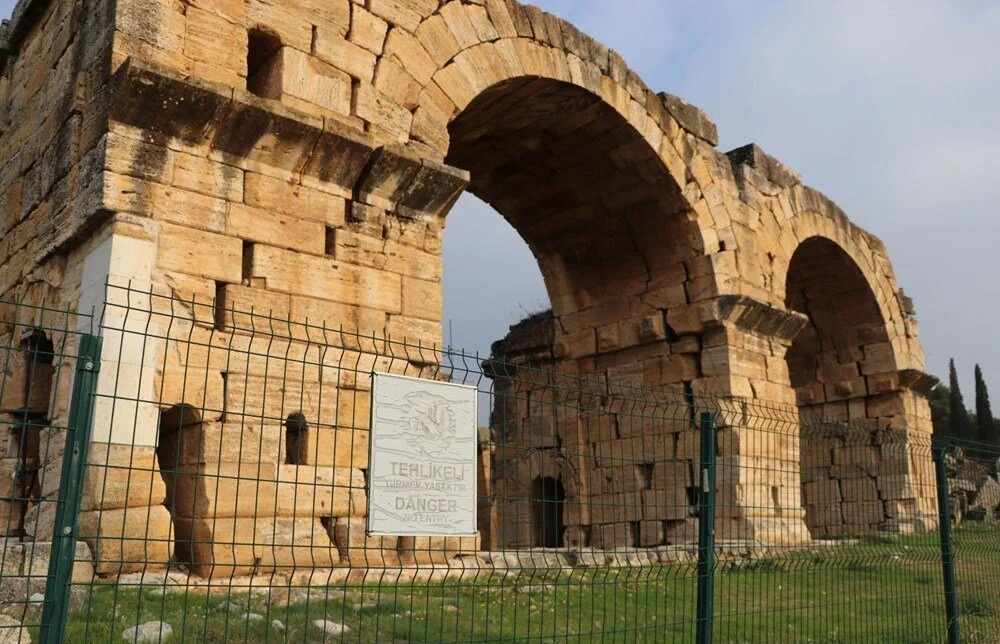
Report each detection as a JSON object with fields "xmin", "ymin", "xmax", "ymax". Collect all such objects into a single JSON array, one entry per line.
[
  {"xmin": 944, "ymin": 437, "xmax": 1000, "ymax": 642},
  {"xmin": 0, "ymin": 297, "xmax": 95, "ymax": 644},
  {"xmin": 707, "ymin": 401, "xmax": 946, "ymax": 643},
  {"xmin": 0, "ymin": 284, "xmax": 990, "ymax": 643}
]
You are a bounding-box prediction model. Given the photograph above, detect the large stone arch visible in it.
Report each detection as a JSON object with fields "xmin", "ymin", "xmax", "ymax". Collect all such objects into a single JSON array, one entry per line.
[
  {"xmin": 437, "ymin": 75, "xmax": 713, "ymax": 369},
  {"xmin": 357, "ymin": 1, "xmax": 735, "ymax": 347}
]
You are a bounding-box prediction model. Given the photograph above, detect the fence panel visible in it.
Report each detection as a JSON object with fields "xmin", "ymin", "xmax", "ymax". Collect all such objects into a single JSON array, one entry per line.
[
  {"xmin": 945, "ymin": 437, "xmax": 1000, "ymax": 642},
  {"xmin": 62, "ymin": 284, "xmax": 705, "ymax": 643},
  {"xmin": 0, "ymin": 286, "xmax": 992, "ymax": 643},
  {"xmin": 0, "ymin": 299, "xmax": 96, "ymax": 644},
  {"xmin": 702, "ymin": 400, "xmax": 947, "ymax": 643}
]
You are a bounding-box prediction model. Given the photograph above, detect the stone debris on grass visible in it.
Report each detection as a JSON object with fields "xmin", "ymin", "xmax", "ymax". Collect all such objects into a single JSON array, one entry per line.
[
  {"xmin": 312, "ymin": 619, "xmax": 350, "ymax": 635},
  {"xmin": 271, "ymin": 619, "xmax": 285, "ymax": 631},
  {"xmin": 121, "ymin": 621, "xmax": 173, "ymax": 643},
  {"xmin": 216, "ymin": 601, "xmax": 245, "ymax": 613}
]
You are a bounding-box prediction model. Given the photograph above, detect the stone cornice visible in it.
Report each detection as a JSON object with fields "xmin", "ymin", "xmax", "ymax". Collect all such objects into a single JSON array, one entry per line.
[
  {"xmin": 899, "ymin": 369, "xmax": 939, "ymax": 396},
  {"xmin": 716, "ymin": 295, "xmax": 809, "ymax": 342},
  {"xmin": 107, "ymin": 59, "xmax": 468, "ymax": 219}
]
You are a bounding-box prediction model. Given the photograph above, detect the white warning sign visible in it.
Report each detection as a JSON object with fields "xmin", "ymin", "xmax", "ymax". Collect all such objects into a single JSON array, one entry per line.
[{"xmin": 367, "ymin": 373, "xmax": 478, "ymax": 537}]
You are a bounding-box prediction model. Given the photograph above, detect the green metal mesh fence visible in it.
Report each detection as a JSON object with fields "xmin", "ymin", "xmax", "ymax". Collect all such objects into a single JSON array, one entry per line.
[{"xmin": 0, "ymin": 285, "xmax": 993, "ymax": 643}]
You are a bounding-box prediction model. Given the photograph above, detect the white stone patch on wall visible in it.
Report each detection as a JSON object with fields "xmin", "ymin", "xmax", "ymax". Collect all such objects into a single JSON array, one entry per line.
[{"xmin": 78, "ymin": 234, "xmax": 162, "ymax": 447}]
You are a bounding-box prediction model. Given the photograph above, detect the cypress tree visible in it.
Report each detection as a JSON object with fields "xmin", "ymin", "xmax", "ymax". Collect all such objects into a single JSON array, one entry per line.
[
  {"xmin": 974, "ymin": 365, "xmax": 998, "ymax": 446},
  {"xmin": 928, "ymin": 384, "xmax": 951, "ymax": 440},
  {"xmin": 949, "ymin": 359, "xmax": 974, "ymax": 442}
]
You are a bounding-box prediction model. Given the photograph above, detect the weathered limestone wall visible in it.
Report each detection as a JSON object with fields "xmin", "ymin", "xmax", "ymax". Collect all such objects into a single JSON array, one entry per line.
[
  {"xmin": 0, "ymin": 0, "xmax": 132, "ymax": 560},
  {"xmin": 0, "ymin": 0, "xmax": 938, "ymax": 575}
]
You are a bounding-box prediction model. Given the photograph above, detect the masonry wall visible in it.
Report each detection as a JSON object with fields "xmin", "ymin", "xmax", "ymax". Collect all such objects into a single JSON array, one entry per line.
[{"xmin": 0, "ymin": 0, "xmax": 122, "ymax": 553}]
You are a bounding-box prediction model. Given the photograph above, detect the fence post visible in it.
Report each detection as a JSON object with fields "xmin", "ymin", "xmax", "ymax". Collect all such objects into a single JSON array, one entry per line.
[
  {"xmin": 39, "ymin": 334, "xmax": 101, "ymax": 644},
  {"xmin": 933, "ymin": 445, "xmax": 961, "ymax": 644},
  {"xmin": 696, "ymin": 411, "xmax": 717, "ymax": 644}
]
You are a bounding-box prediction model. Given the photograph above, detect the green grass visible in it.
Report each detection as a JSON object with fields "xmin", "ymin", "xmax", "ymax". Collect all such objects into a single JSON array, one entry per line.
[{"xmin": 48, "ymin": 525, "xmax": 1000, "ymax": 643}]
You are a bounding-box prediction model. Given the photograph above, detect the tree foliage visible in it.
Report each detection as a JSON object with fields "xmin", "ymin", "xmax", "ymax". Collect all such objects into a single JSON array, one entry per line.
[
  {"xmin": 974, "ymin": 364, "xmax": 998, "ymax": 446},
  {"xmin": 949, "ymin": 359, "xmax": 975, "ymax": 441},
  {"xmin": 928, "ymin": 384, "xmax": 951, "ymax": 439}
]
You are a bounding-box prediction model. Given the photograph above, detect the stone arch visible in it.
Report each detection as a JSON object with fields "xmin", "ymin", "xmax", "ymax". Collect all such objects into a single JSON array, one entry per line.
[
  {"xmin": 781, "ymin": 235, "xmax": 930, "ymax": 536},
  {"xmin": 772, "ymin": 211, "xmax": 919, "ymax": 374},
  {"xmin": 784, "ymin": 235, "xmax": 899, "ymax": 419},
  {"xmin": 443, "ymin": 76, "xmax": 700, "ymax": 325},
  {"xmin": 373, "ymin": 3, "xmax": 730, "ymax": 312},
  {"xmin": 529, "ymin": 475, "xmax": 565, "ymax": 548}
]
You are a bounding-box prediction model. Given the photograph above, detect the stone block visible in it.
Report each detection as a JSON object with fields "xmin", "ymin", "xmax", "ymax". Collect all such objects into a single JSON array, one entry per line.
[
  {"xmin": 369, "ymin": 0, "xmax": 437, "ymax": 33},
  {"xmin": 226, "ymin": 204, "xmax": 327, "ymax": 256},
  {"xmin": 247, "ymin": 244, "xmax": 402, "ymax": 312},
  {"xmin": 74, "ymin": 443, "xmax": 167, "ymax": 512},
  {"xmin": 174, "ymin": 516, "xmax": 259, "ymax": 578},
  {"xmin": 840, "ymin": 477, "xmax": 879, "ymax": 503},
  {"xmin": 168, "ymin": 463, "xmax": 278, "ymax": 519},
  {"xmin": 330, "ymin": 517, "xmax": 399, "ymax": 566},
  {"xmin": 355, "ymin": 85, "xmax": 413, "ymax": 142},
  {"xmin": 156, "ymin": 223, "xmax": 242, "ymax": 283},
  {"xmin": 156, "ymin": 420, "xmax": 282, "ymax": 467},
  {"xmin": 258, "ymin": 517, "xmax": 340, "ymax": 571},
  {"xmin": 802, "ymin": 478, "xmax": 841, "ymax": 505},
  {"xmin": 401, "ymin": 276, "xmax": 443, "ymax": 321},
  {"xmin": 257, "ymin": 47, "xmax": 353, "ymax": 116},
  {"xmin": 841, "ymin": 500, "xmax": 885, "ymax": 526},
  {"xmin": 642, "ymin": 487, "xmax": 690, "ymax": 522},
  {"xmin": 274, "ymin": 465, "xmax": 365, "ymax": 518},
  {"xmin": 314, "ymin": 30, "xmax": 377, "ymax": 82},
  {"xmin": 184, "ymin": 6, "xmax": 247, "ymax": 85},
  {"xmin": 636, "ymin": 519, "xmax": 665, "ymax": 547},
  {"xmin": 79, "ymin": 505, "xmax": 172, "ymax": 576},
  {"xmin": 293, "ymin": 425, "xmax": 370, "ymax": 470},
  {"xmin": 591, "ymin": 522, "xmax": 629, "ymax": 549},
  {"xmin": 350, "ymin": 5, "xmax": 389, "ymax": 54}
]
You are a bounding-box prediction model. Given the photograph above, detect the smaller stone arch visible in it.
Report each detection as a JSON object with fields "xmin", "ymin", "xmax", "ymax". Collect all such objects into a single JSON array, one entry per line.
[
  {"xmin": 773, "ymin": 213, "xmax": 919, "ymax": 374},
  {"xmin": 0, "ymin": 328, "xmax": 55, "ymax": 537},
  {"xmin": 782, "ymin": 236, "xmax": 932, "ymax": 536}
]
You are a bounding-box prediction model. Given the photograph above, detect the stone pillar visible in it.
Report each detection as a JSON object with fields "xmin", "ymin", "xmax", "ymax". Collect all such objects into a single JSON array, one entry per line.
[
  {"xmin": 27, "ymin": 219, "xmax": 173, "ymax": 575},
  {"xmin": 697, "ymin": 296, "xmax": 812, "ymax": 545}
]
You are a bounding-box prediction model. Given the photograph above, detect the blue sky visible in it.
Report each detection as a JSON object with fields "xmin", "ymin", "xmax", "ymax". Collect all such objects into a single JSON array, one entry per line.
[{"xmin": 3, "ymin": 1, "xmax": 998, "ymax": 399}]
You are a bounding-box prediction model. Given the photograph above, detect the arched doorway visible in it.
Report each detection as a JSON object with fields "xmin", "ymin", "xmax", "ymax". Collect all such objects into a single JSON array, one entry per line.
[
  {"xmin": 446, "ymin": 78, "xmax": 694, "ymax": 332},
  {"xmin": 441, "ymin": 77, "xmax": 701, "ymax": 551},
  {"xmin": 785, "ymin": 237, "xmax": 898, "ymax": 537},
  {"xmin": 156, "ymin": 404, "xmax": 202, "ymax": 564},
  {"xmin": 530, "ymin": 476, "xmax": 566, "ymax": 548}
]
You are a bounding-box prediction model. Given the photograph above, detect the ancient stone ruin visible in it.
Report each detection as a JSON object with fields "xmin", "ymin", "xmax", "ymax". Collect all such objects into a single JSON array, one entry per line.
[{"xmin": 0, "ymin": 0, "xmax": 938, "ymax": 579}]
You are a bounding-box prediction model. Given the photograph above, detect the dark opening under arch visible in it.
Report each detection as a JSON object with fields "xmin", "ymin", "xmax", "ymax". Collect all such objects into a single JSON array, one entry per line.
[
  {"xmin": 785, "ymin": 237, "xmax": 897, "ymax": 537},
  {"xmin": 530, "ymin": 476, "xmax": 566, "ymax": 548}
]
